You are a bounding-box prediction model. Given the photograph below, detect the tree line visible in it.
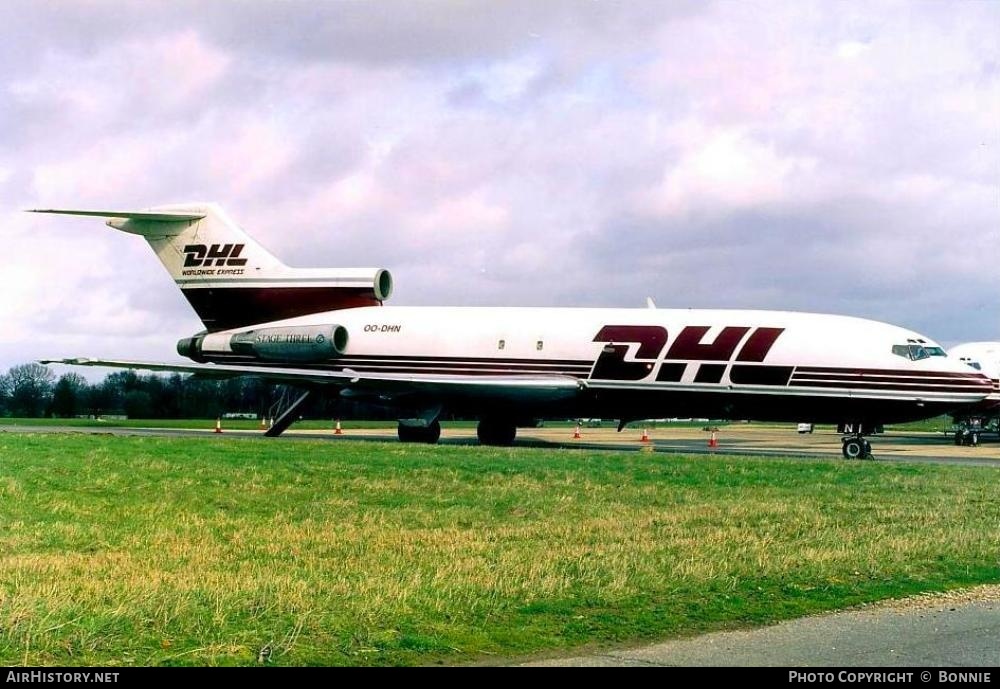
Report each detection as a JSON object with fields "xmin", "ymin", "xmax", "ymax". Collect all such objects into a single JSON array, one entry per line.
[{"xmin": 0, "ymin": 362, "xmax": 386, "ymax": 420}]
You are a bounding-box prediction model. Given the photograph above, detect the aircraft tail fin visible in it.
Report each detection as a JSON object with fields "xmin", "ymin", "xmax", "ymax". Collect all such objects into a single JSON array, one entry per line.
[{"xmin": 29, "ymin": 203, "xmax": 392, "ymax": 332}]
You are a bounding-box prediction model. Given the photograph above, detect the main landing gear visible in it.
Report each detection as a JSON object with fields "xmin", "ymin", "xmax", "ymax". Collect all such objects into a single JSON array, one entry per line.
[
  {"xmin": 397, "ymin": 419, "xmax": 441, "ymax": 444},
  {"xmin": 396, "ymin": 417, "xmax": 520, "ymax": 446},
  {"xmin": 841, "ymin": 434, "xmax": 873, "ymax": 460},
  {"xmin": 477, "ymin": 418, "xmax": 517, "ymax": 446}
]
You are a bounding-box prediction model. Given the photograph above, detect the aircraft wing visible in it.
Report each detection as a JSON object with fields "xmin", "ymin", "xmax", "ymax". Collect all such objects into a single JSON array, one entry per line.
[{"xmin": 39, "ymin": 357, "xmax": 586, "ymax": 404}]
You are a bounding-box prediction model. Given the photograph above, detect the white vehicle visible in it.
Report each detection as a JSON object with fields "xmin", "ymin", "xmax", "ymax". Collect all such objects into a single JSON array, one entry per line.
[
  {"xmin": 947, "ymin": 342, "xmax": 1000, "ymax": 445},
  {"xmin": 33, "ymin": 204, "xmax": 992, "ymax": 459}
]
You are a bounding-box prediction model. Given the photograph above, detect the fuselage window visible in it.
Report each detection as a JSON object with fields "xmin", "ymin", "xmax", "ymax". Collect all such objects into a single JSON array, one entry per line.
[
  {"xmin": 891, "ymin": 344, "xmax": 910, "ymax": 359},
  {"xmin": 498, "ymin": 339, "xmax": 505, "ymax": 350},
  {"xmin": 908, "ymin": 344, "xmax": 929, "ymax": 361},
  {"xmin": 536, "ymin": 340, "xmax": 544, "ymax": 351},
  {"xmin": 923, "ymin": 346, "xmax": 946, "ymax": 357}
]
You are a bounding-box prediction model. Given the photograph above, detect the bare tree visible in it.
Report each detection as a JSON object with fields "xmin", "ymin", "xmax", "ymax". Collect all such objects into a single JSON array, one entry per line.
[{"xmin": 7, "ymin": 363, "xmax": 55, "ymax": 417}]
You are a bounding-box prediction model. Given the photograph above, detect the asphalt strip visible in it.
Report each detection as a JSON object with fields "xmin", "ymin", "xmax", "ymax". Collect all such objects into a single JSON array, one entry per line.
[{"xmin": 522, "ymin": 585, "xmax": 1000, "ymax": 667}]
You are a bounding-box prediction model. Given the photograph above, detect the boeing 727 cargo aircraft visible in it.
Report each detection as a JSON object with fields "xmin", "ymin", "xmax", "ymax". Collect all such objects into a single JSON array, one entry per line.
[{"xmin": 33, "ymin": 204, "xmax": 992, "ymax": 458}]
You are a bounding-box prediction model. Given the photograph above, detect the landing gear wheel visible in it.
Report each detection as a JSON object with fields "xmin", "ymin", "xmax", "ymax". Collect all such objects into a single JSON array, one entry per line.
[
  {"xmin": 842, "ymin": 434, "xmax": 874, "ymax": 460},
  {"xmin": 397, "ymin": 420, "xmax": 441, "ymax": 444},
  {"xmin": 842, "ymin": 438, "xmax": 864, "ymax": 459},
  {"xmin": 955, "ymin": 429, "xmax": 978, "ymax": 446},
  {"xmin": 477, "ymin": 419, "xmax": 517, "ymax": 446}
]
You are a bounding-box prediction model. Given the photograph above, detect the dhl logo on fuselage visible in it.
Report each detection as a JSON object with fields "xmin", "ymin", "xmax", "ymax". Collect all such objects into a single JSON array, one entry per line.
[
  {"xmin": 592, "ymin": 325, "xmax": 785, "ymax": 381},
  {"xmin": 183, "ymin": 244, "xmax": 248, "ymax": 268}
]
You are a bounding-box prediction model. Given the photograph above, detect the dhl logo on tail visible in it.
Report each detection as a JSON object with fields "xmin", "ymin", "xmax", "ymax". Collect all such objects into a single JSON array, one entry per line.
[{"xmin": 183, "ymin": 244, "xmax": 247, "ymax": 268}]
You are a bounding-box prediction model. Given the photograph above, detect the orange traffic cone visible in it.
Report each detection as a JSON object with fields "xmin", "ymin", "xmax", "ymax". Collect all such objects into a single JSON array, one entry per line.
[
  {"xmin": 708, "ymin": 430, "xmax": 718, "ymax": 448},
  {"xmin": 573, "ymin": 424, "xmax": 581, "ymax": 439},
  {"xmin": 214, "ymin": 417, "xmax": 223, "ymax": 434},
  {"xmin": 334, "ymin": 419, "xmax": 343, "ymax": 435},
  {"xmin": 640, "ymin": 427, "xmax": 650, "ymax": 443}
]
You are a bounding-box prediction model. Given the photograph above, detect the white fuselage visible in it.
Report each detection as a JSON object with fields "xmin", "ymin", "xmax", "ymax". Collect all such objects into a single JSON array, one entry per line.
[{"xmin": 191, "ymin": 306, "xmax": 992, "ymax": 425}]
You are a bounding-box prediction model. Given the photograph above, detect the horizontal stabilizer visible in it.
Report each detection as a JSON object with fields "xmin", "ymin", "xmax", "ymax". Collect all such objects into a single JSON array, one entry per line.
[{"xmin": 28, "ymin": 209, "xmax": 205, "ymax": 222}]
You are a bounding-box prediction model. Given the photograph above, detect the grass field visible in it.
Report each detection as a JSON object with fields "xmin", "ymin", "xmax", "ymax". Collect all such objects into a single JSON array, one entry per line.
[{"xmin": 0, "ymin": 433, "xmax": 998, "ymax": 666}]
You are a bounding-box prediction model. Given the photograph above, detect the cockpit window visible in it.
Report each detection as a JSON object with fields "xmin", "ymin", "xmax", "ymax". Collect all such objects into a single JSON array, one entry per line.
[
  {"xmin": 892, "ymin": 344, "xmax": 942, "ymax": 361},
  {"xmin": 959, "ymin": 356, "xmax": 983, "ymax": 371}
]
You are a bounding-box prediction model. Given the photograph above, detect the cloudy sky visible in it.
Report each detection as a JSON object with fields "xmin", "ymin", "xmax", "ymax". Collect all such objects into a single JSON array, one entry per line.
[{"xmin": 2, "ymin": 0, "xmax": 998, "ymax": 373}]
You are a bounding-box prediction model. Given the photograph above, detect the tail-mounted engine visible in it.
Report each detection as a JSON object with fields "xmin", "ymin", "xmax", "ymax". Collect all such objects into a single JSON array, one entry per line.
[{"xmin": 178, "ymin": 324, "xmax": 348, "ymax": 363}]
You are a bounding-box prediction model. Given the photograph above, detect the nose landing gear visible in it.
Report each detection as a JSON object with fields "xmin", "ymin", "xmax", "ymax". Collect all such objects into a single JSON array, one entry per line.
[
  {"xmin": 954, "ymin": 427, "xmax": 980, "ymax": 447},
  {"xmin": 838, "ymin": 423, "xmax": 879, "ymax": 460},
  {"xmin": 841, "ymin": 435, "xmax": 872, "ymax": 460}
]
